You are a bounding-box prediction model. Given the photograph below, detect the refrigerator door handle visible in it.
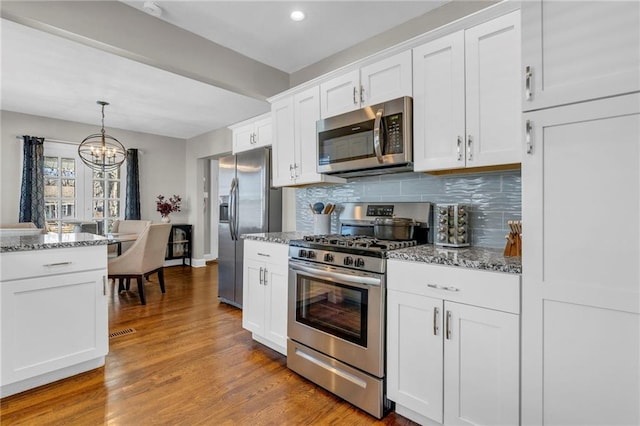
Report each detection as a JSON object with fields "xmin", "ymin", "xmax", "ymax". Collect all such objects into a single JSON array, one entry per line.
[{"xmin": 229, "ymin": 177, "xmax": 238, "ymax": 240}]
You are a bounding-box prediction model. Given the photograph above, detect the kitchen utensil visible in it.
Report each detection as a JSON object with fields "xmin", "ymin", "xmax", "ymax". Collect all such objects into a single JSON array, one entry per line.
[
  {"xmin": 308, "ymin": 203, "xmax": 316, "ymax": 215},
  {"xmin": 312, "ymin": 202, "xmax": 325, "ymax": 214},
  {"xmin": 504, "ymin": 219, "xmax": 522, "ymax": 257},
  {"xmin": 322, "ymin": 203, "xmax": 333, "ymax": 214},
  {"xmin": 373, "ymin": 217, "xmax": 418, "ymax": 240}
]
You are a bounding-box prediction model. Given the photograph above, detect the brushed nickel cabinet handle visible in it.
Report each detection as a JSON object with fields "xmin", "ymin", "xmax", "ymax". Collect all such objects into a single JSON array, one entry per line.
[
  {"xmin": 446, "ymin": 310, "xmax": 452, "ymax": 340},
  {"xmin": 467, "ymin": 135, "xmax": 473, "ymax": 161},
  {"xmin": 526, "ymin": 120, "xmax": 534, "ymax": 154},
  {"xmin": 43, "ymin": 261, "xmax": 72, "ymax": 267},
  {"xmin": 360, "ymin": 85, "xmax": 365, "ymax": 104},
  {"xmin": 263, "ymin": 268, "xmax": 268, "ymax": 285},
  {"xmin": 433, "ymin": 307, "xmax": 440, "ymax": 336},
  {"xmin": 353, "ymin": 86, "xmax": 358, "ymax": 104},
  {"xmin": 525, "ymin": 65, "xmax": 533, "ymax": 101},
  {"xmin": 259, "ymin": 267, "xmax": 264, "ymax": 285},
  {"xmin": 457, "ymin": 136, "xmax": 463, "ymax": 161}
]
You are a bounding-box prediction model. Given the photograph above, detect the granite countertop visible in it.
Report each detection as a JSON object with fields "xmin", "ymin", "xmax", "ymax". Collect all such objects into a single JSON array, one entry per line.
[
  {"xmin": 387, "ymin": 245, "xmax": 521, "ymax": 274},
  {"xmin": 0, "ymin": 232, "xmax": 108, "ymax": 253},
  {"xmin": 241, "ymin": 232, "xmax": 521, "ymax": 274},
  {"xmin": 241, "ymin": 231, "xmax": 308, "ymax": 245}
]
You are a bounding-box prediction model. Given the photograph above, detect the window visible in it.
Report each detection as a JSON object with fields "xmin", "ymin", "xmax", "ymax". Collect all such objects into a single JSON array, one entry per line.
[{"xmin": 44, "ymin": 143, "xmax": 125, "ymax": 233}]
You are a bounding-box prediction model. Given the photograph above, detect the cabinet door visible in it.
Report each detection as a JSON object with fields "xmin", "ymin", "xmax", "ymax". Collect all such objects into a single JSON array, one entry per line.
[
  {"xmin": 293, "ymin": 86, "xmax": 323, "ymax": 185},
  {"xmin": 319, "ymin": 69, "xmax": 360, "ymax": 118},
  {"xmin": 242, "ymin": 258, "xmax": 266, "ymax": 335},
  {"xmin": 271, "ymin": 96, "xmax": 296, "ymax": 187},
  {"xmin": 521, "ymin": 94, "xmax": 640, "ymax": 425},
  {"xmin": 443, "ymin": 302, "xmax": 519, "ymax": 426},
  {"xmin": 413, "ymin": 31, "xmax": 466, "ymax": 172},
  {"xmin": 263, "ymin": 260, "xmax": 288, "ymax": 353},
  {"xmin": 232, "ymin": 122, "xmax": 256, "ymax": 154},
  {"xmin": 465, "ymin": 11, "xmax": 521, "ymax": 167},
  {"xmin": 522, "ymin": 0, "xmax": 640, "ymax": 111},
  {"xmin": 387, "ymin": 290, "xmax": 444, "ymax": 423},
  {"xmin": 360, "ymin": 50, "xmax": 412, "ymax": 107},
  {"xmin": 253, "ymin": 116, "xmax": 272, "ymax": 149},
  {"xmin": 1, "ymin": 270, "xmax": 108, "ymax": 385}
]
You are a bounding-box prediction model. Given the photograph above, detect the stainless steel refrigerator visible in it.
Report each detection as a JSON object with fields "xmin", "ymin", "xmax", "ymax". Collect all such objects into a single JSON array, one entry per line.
[{"xmin": 218, "ymin": 148, "xmax": 282, "ymax": 308}]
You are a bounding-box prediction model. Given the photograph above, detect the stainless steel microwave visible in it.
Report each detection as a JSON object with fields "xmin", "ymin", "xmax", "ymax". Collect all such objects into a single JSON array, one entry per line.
[{"xmin": 317, "ymin": 96, "xmax": 413, "ymax": 178}]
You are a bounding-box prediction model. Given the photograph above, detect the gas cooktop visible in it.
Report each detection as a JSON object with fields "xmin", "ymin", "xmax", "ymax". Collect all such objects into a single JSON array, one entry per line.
[
  {"xmin": 297, "ymin": 234, "xmax": 418, "ymax": 251},
  {"xmin": 289, "ymin": 235, "xmax": 421, "ymax": 274}
]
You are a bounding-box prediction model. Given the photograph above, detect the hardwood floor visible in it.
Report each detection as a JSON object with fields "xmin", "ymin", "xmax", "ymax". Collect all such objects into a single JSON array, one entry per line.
[{"xmin": 1, "ymin": 263, "xmax": 418, "ymax": 425}]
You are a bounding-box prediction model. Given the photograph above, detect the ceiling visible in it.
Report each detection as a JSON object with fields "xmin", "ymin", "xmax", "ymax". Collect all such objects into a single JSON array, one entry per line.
[{"xmin": 1, "ymin": 1, "xmax": 447, "ymax": 140}]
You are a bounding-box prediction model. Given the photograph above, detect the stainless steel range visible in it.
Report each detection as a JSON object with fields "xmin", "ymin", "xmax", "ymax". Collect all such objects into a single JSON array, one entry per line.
[{"xmin": 287, "ymin": 202, "xmax": 432, "ymax": 419}]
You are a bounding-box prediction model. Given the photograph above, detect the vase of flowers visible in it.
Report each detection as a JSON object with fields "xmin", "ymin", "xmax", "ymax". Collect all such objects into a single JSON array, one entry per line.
[{"xmin": 156, "ymin": 194, "xmax": 181, "ymax": 223}]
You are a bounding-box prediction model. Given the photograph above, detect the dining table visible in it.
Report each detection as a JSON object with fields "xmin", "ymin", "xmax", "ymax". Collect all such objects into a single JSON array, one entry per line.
[{"xmin": 106, "ymin": 233, "xmax": 139, "ymax": 256}]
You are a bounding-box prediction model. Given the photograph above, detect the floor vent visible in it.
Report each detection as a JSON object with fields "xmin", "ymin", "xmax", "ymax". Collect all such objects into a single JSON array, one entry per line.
[{"xmin": 109, "ymin": 328, "xmax": 136, "ymax": 338}]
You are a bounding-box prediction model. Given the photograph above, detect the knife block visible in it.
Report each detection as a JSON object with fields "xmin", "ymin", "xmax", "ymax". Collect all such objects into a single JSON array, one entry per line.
[{"xmin": 503, "ymin": 232, "xmax": 521, "ymax": 257}]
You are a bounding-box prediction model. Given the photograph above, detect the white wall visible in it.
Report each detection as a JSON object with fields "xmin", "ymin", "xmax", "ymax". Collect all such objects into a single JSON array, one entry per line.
[
  {"xmin": 185, "ymin": 127, "xmax": 232, "ymax": 264},
  {"xmin": 1, "ymin": 110, "xmax": 186, "ymax": 224}
]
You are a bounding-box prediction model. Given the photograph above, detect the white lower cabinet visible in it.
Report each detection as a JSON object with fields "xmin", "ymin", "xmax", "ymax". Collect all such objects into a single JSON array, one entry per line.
[
  {"xmin": 0, "ymin": 245, "xmax": 108, "ymax": 397},
  {"xmin": 387, "ymin": 260, "xmax": 520, "ymax": 425},
  {"xmin": 242, "ymin": 240, "xmax": 289, "ymax": 355}
]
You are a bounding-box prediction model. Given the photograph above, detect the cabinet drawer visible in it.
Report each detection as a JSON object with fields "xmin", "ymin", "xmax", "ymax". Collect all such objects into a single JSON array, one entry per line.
[
  {"xmin": 387, "ymin": 260, "xmax": 520, "ymax": 314},
  {"xmin": 244, "ymin": 240, "xmax": 288, "ymax": 265},
  {"xmin": 0, "ymin": 246, "xmax": 107, "ymax": 282}
]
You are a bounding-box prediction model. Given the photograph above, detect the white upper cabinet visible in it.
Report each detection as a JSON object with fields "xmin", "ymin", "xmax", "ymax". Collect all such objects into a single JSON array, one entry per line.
[
  {"xmin": 522, "ymin": 0, "xmax": 640, "ymax": 111},
  {"xmin": 229, "ymin": 113, "xmax": 272, "ymax": 154},
  {"xmin": 413, "ymin": 11, "xmax": 521, "ymax": 172},
  {"xmin": 271, "ymin": 86, "xmax": 345, "ymax": 187},
  {"xmin": 320, "ymin": 50, "xmax": 412, "ymax": 119}
]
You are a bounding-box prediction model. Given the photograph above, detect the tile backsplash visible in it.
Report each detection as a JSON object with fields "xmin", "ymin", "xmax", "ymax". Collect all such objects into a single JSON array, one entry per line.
[{"xmin": 295, "ymin": 170, "xmax": 521, "ymax": 248}]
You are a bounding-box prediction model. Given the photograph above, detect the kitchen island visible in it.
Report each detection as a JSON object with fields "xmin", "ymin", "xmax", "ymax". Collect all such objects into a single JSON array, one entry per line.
[{"xmin": 0, "ymin": 232, "xmax": 109, "ymax": 397}]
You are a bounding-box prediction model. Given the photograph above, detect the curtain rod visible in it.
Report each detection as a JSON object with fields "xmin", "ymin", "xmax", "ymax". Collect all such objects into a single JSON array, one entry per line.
[
  {"xmin": 15, "ymin": 135, "xmax": 78, "ymax": 145},
  {"xmin": 15, "ymin": 136, "xmax": 143, "ymax": 154}
]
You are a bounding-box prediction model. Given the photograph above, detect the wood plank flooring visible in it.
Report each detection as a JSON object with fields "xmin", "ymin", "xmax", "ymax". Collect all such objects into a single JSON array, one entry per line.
[{"xmin": 0, "ymin": 263, "xmax": 418, "ymax": 425}]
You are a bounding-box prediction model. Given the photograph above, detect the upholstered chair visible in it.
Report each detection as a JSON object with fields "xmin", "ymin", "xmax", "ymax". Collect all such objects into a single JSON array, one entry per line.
[
  {"xmin": 108, "ymin": 223, "xmax": 171, "ymax": 305},
  {"xmin": 109, "ymin": 219, "xmax": 151, "ymax": 255}
]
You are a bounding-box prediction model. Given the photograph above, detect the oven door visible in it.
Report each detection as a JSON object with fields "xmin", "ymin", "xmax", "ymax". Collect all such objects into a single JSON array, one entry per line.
[{"xmin": 288, "ymin": 259, "xmax": 384, "ymax": 377}]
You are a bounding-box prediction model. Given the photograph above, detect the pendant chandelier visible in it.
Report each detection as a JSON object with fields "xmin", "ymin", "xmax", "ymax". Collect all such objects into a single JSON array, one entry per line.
[{"xmin": 78, "ymin": 101, "xmax": 126, "ymax": 172}]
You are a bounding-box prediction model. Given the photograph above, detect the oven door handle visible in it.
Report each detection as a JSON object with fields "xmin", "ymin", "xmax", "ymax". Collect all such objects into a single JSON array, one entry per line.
[{"xmin": 290, "ymin": 264, "xmax": 381, "ymax": 287}]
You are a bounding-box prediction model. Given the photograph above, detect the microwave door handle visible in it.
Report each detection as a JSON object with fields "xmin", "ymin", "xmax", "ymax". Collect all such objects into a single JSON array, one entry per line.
[{"xmin": 373, "ymin": 108, "xmax": 384, "ymax": 163}]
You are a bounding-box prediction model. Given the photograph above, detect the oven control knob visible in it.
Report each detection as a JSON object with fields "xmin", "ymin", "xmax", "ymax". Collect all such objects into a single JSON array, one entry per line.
[
  {"xmin": 355, "ymin": 258, "xmax": 365, "ymax": 268},
  {"xmin": 343, "ymin": 256, "xmax": 354, "ymax": 266},
  {"xmin": 307, "ymin": 250, "xmax": 316, "ymax": 259},
  {"xmin": 324, "ymin": 253, "xmax": 334, "ymax": 263},
  {"xmin": 298, "ymin": 249, "xmax": 307, "ymax": 258}
]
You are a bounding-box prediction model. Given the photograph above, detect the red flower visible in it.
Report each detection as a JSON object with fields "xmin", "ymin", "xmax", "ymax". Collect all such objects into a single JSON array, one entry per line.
[{"xmin": 156, "ymin": 194, "xmax": 181, "ymax": 216}]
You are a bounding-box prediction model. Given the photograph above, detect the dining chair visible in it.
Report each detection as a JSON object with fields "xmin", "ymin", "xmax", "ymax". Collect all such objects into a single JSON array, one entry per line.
[
  {"xmin": 108, "ymin": 219, "xmax": 151, "ymax": 255},
  {"xmin": 107, "ymin": 223, "xmax": 171, "ymax": 305}
]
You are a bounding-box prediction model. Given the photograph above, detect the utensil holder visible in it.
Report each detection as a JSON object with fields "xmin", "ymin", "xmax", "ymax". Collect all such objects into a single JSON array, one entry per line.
[
  {"xmin": 313, "ymin": 214, "xmax": 331, "ymax": 235},
  {"xmin": 435, "ymin": 203, "xmax": 470, "ymax": 247}
]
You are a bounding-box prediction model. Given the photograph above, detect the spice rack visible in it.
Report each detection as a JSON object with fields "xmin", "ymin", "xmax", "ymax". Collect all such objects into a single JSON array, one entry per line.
[{"xmin": 435, "ymin": 204, "xmax": 470, "ymax": 247}]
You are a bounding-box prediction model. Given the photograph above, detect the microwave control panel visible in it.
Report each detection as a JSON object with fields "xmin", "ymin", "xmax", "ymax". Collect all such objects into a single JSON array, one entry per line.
[{"xmin": 384, "ymin": 113, "xmax": 403, "ymax": 154}]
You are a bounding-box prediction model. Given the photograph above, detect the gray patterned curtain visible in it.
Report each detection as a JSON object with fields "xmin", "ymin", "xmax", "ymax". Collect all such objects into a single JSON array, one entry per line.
[
  {"xmin": 19, "ymin": 136, "xmax": 46, "ymax": 228},
  {"xmin": 125, "ymin": 148, "xmax": 141, "ymax": 220}
]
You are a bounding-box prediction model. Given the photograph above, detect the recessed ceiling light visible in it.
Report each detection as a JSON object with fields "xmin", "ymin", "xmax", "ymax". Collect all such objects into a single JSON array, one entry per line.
[
  {"xmin": 290, "ymin": 10, "xmax": 305, "ymax": 21},
  {"xmin": 143, "ymin": 1, "xmax": 163, "ymax": 18}
]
